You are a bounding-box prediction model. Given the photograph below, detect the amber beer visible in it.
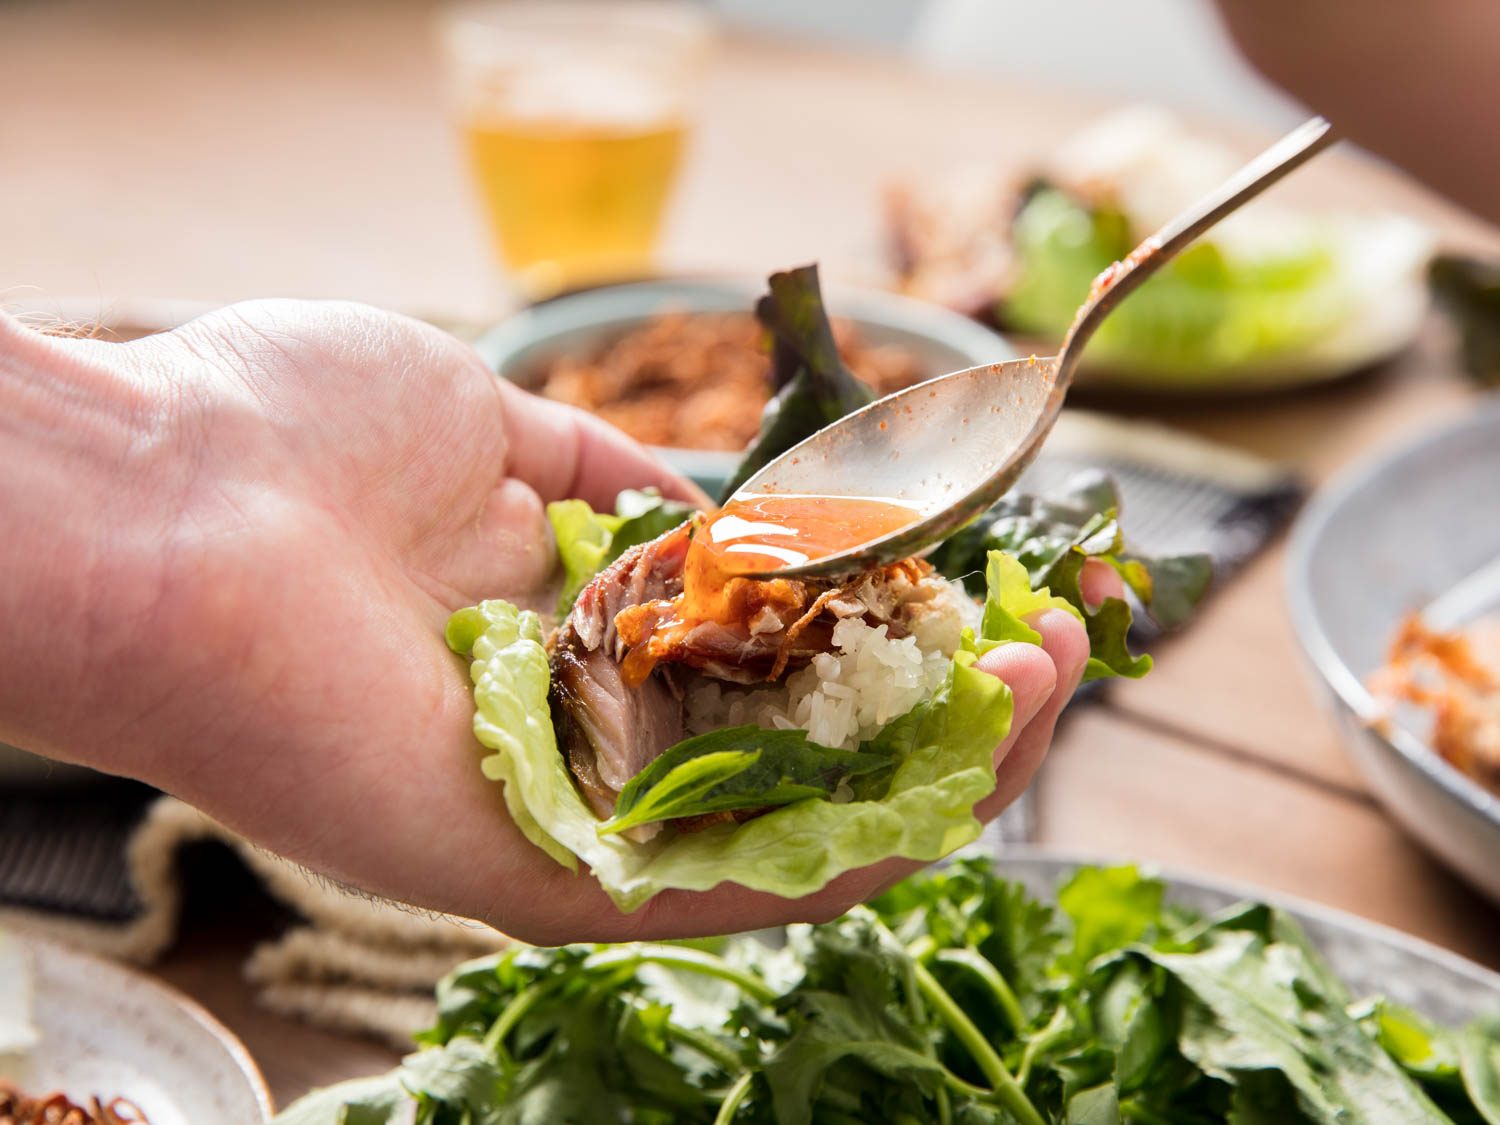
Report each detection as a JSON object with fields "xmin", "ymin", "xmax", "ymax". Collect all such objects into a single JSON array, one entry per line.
[
  {"xmin": 460, "ymin": 109, "xmax": 687, "ymax": 293},
  {"xmin": 441, "ymin": 2, "xmax": 707, "ymax": 295}
]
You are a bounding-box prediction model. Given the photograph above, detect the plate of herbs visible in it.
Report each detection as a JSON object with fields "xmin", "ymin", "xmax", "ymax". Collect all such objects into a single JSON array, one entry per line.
[{"xmin": 276, "ymin": 851, "xmax": 1500, "ymax": 1124}]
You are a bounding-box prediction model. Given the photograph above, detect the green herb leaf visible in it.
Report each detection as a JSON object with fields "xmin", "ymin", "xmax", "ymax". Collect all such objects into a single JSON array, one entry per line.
[
  {"xmin": 1057, "ymin": 864, "xmax": 1166, "ymax": 970},
  {"xmin": 601, "ymin": 726, "xmax": 893, "ymax": 835},
  {"xmin": 929, "ymin": 470, "xmax": 1212, "ymax": 679},
  {"xmin": 871, "ymin": 855, "xmax": 1063, "ymax": 1030},
  {"xmin": 278, "ymin": 863, "xmax": 1500, "ymax": 1125},
  {"xmin": 396, "ymin": 1039, "xmax": 509, "ymax": 1125},
  {"xmin": 611, "ymin": 488, "xmax": 696, "ymax": 557},
  {"xmin": 269, "ymin": 1074, "xmax": 411, "ymax": 1124},
  {"xmin": 718, "ymin": 264, "xmax": 875, "ymax": 501},
  {"xmin": 764, "ymin": 917, "xmax": 948, "ymax": 1125},
  {"xmin": 1142, "ymin": 928, "xmax": 1451, "ymax": 1123},
  {"xmin": 1064, "ymin": 1083, "xmax": 1119, "ymax": 1125},
  {"xmin": 1431, "ymin": 254, "xmax": 1500, "ymax": 387}
]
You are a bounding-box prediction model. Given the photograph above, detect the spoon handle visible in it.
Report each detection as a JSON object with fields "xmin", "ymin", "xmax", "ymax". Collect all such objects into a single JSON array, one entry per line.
[{"xmin": 1055, "ymin": 116, "xmax": 1338, "ymax": 391}]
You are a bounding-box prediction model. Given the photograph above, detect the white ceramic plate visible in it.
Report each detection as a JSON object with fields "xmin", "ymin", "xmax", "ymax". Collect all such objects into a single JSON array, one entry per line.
[{"xmin": 0, "ymin": 936, "xmax": 272, "ymax": 1122}]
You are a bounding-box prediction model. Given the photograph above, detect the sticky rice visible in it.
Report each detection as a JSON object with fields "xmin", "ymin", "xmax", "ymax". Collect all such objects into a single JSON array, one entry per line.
[{"xmin": 682, "ymin": 576, "xmax": 979, "ymax": 749}]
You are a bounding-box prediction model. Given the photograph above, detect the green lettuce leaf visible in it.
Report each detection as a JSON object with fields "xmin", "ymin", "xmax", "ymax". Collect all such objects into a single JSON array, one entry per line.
[
  {"xmin": 446, "ymin": 557, "xmax": 1041, "ymax": 909},
  {"xmin": 931, "ymin": 471, "xmax": 1212, "ymax": 680},
  {"xmin": 979, "ymin": 550, "xmax": 1079, "ymax": 651},
  {"xmin": 601, "ymin": 726, "xmax": 894, "ymax": 836},
  {"xmin": 547, "ymin": 489, "xmax": 694, "ymax": 614},
  {"xmin": 1137, "ymin": 927, "xmax": 1450, "ymax": 1123},
  {"xmin": 1003, "ymin": 184, "xmax": 1351, "ymax": 383},
  {"xmin": 547, "ymin": 500, "xmax": 617, "ymax": 616}
]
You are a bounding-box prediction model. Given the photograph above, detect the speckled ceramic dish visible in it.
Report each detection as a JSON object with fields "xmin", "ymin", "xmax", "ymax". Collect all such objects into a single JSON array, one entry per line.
[
  {"xmin": 474, "ymin": 277, "xmax": 1015, "ymax": 495},
  {"xmin": 999, "ymin": 850, "xmax": 1500, "ymax": 1023},
  {"xmin": 1288, "ymin": 397, "xmax": 1500, "ymax": 905},
  {"xmin": 0, "ymin": 935, "xmax": 273, "ymax": 1122}
]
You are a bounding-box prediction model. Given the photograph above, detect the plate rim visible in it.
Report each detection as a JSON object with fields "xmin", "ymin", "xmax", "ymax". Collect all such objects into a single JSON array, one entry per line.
[
  {"xmin": 1284, "ymin": 398, "xmax": 1500, "ymax": 833},
  {"xmin": 20, "ymin": 933, "xmax": 274, "ymax": 1121}
]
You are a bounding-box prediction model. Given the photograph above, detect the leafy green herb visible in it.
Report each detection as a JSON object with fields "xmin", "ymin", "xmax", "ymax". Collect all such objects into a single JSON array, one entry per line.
[
  {"xmin": 1056, "ymin": 864, "xmax": 1166, "ymax": 970},
  {"xmin": 600, "ymin": 726, "xmax": 894, "ymax": 836},
  {"xmin": 717, "ymin": 264, "xmax": 875, "ymax": 502},
  {"xmin": 930, "ymin": 470, "xmax": 1212, "ymax": 680},
  {"xmin": 1430, "ymin": 255, "xmax": 1500, "ymax": 387},
  {"xmin": 277, "ymin": 858, "xmax": 1500, "ymax": 1124}
]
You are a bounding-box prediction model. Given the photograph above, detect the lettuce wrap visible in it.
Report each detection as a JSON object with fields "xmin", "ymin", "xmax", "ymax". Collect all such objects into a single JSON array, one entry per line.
[{"xmin": 445, "ymin": 266, "xmax": 1210, "ymax": 911}]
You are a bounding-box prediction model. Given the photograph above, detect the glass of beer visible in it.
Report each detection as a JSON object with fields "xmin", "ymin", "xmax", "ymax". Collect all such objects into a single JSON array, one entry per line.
[{"xmin": 440, "ymin": 1, "xmax": 711, "ymax": 297}]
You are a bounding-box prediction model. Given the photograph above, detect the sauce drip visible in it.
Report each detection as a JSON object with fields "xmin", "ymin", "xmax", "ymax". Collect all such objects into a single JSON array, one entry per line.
[
  {"xmin": 697, "ymin": 493, "xmax": 921, "ymax": 576},
  {"xmin": 614, "ymin": 493, "xmax": 921, "ymax": 687}
]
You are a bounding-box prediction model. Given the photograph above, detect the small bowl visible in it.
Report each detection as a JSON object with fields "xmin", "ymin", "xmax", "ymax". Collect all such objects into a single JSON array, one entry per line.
[
  {"xmin": 473, "ymin": 277, "xmax": 1015, "ymax": 494},
  {"xmin": 1288, "ymin": 397, "xmax": 1500, "ymax": 903}
]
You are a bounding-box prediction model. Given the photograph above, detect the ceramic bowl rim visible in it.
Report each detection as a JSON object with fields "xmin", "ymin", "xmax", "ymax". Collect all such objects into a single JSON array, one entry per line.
[{"xmin": 1285, "ymin": 398, "xmax": 1500, "ymax": 833}]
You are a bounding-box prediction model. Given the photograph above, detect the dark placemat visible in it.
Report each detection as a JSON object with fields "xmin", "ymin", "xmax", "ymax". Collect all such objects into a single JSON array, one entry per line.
[{"xmin": 0, "ymin": 778, "xmax": 156, "ymax": 920}]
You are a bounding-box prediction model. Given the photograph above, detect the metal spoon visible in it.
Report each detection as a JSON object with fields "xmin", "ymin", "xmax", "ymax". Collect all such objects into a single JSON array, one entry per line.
[{"xmin": 733, "ymin": 116, "xmax": 1337, "ymax": 579}]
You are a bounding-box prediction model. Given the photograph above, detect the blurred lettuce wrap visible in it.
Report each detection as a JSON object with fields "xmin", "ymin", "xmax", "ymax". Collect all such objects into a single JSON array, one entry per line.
[
  {"xmin": 1005, "ymin": 181, "xmax": 1430, "ymax": 387},
  {"xmin": 893, "ymin": 107, "xmax": 1432, "ymax": 389}
]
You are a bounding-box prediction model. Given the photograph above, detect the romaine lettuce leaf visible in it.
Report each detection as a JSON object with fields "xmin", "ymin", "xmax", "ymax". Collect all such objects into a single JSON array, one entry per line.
[
  {"xmin": 447, "ymin": 551, "xmax": 1047, "ymax": 910},
  {"xmin": 546, "ymin": 500, "xmax": 617, "ymax": 616}
]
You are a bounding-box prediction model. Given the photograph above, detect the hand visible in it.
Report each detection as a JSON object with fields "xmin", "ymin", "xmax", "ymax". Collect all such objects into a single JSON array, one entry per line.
[{"xmin": 0, "ymin": 302, "xmax": 1113, "ymax": 945}]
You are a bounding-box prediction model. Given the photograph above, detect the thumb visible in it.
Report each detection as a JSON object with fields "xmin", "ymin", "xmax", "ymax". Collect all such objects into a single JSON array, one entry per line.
[{"xmin": 501, "ymin": 383, "xmax": 710, "ymax": 510}]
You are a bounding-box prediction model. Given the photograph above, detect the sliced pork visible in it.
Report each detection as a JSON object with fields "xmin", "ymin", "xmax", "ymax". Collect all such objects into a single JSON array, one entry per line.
[{"xmin": 547, "ymin": 520, "xmax": 948, "ymax": 833}]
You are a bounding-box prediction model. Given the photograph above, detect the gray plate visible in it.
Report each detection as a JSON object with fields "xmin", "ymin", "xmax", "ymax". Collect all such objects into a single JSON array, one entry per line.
[
  {"xmin": 1287, "ymin": 398, "xmax": 1500, "ymax": 904},
  {"xmin": 473, "ymin": 277, "xmax": 1015, "ymax": 496},
  {"xmin": 998, "ymin": 849, "xmax": 1500, "ymax": 1024}
]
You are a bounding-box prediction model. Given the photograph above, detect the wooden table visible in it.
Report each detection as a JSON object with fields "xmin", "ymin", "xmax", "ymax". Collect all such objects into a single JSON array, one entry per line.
[{"xmin": 6, "ymin": 0, "xmax": 1500, "ymax": 1112}]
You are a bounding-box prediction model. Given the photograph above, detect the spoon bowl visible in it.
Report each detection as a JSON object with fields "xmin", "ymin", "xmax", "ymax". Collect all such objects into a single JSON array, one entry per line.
[{"xmin": 734, "ymin": 354, "xmax": 1061, "ymax": 574}]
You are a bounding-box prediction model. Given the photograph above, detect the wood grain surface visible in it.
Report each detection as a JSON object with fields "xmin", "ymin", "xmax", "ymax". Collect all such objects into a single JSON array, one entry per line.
[{"xmin": 4, "ymin": 0, "xmax": 1499, "ymax": 1112}]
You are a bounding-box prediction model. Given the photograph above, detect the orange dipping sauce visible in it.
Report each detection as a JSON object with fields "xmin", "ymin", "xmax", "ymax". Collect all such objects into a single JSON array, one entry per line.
[
  {"xmin": 614, "ymin": 494, "xmax": 921, "ymax": 686},
  {"xmin": 694, "ymin": 493, "xmax": 921, "ymax": 577}
]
